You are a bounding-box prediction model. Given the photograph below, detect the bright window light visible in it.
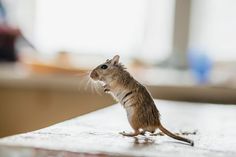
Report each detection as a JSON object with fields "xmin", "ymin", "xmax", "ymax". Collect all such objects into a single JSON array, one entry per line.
[
  {"xmin": 34, "ymin": 0, "xmax": 174, "ymax": 62},
  {"xmin": 190, "ymin": 0, "xmax": 236, "ymax": 61}
]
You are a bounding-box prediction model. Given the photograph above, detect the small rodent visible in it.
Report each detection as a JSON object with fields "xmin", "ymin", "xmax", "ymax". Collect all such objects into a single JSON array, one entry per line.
[{"xmin": 90, "ymin": 55, "xmax": 194, "ymax": 146}]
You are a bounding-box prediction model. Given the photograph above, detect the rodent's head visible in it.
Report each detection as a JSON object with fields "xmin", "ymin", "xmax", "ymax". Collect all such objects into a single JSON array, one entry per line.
[{"xmin": 90, "ymin": 55, "xmax": 122, "ymax": 83}]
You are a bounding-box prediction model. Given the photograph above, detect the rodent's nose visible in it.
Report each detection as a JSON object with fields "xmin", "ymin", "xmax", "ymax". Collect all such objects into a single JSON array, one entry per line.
[{"xmin": 90, "ymin": 71, "xmax": 99, "ymax": 79}]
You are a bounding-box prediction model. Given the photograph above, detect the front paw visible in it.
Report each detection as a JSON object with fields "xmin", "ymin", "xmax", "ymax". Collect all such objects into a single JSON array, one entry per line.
[
  {"xmin": 119, "ymin": 131, "xmax": 126, "ymax": 136},
  {"xmin": 104, "ymin": 88, "xmax": 110, "ymax": 93},
  {"xmin": 103, "ymin": 84, "xmax": 110, "ymax": 93}
]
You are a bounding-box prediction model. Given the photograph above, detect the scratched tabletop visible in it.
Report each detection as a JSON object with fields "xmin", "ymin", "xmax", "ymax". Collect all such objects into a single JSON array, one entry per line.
[{"xmin": 0, "ymin": 100, "xmax": 236, "ymax": 157}]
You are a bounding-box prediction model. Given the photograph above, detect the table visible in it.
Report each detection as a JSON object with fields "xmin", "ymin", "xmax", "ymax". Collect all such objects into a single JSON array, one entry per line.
[{"xmin": 0, "ymin": 100, "xmax": 236, "ymax": 157}]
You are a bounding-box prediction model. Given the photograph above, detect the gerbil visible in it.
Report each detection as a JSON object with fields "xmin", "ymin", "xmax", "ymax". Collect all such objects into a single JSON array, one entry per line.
[{"xmin": 90, "ymin": 55, "xmax": 194, "ymax": 146}]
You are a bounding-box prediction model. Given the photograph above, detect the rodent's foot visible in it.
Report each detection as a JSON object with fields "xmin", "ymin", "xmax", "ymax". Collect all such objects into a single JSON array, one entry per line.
[
  {"xmin": 140, "ymin": 131, "xmax": 146, "ymax": 136},
  {"xmin": 119, "ymin": 131, "xmax": 126, "ymax": 136},
  {"xmin": 119, "ymin": 131, "xmax": 139, "ymax": 137},
  {"xmin": 150, "ymin": 132, "xmax": 165, "ymax": 136}
]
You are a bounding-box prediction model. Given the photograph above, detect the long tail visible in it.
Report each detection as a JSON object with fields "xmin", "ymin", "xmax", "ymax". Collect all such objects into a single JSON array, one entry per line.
[{"xmin": 159, "ymin": 123, "xmax": 194, "ymax": 146}]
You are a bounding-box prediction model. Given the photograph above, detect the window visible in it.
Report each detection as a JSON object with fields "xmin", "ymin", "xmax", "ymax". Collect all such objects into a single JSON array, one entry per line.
[
  {"xmin": 190, "ymin": 0, "xmax": 236, "ymax": 61},
  {"xmin": 34, "ymin": 0, "xmax": 175, "ymax": 62}
]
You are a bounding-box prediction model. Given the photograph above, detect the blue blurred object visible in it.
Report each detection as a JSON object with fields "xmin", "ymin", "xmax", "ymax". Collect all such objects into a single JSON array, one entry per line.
[
  {"xmin": 188, "ymin": 48, "xmax": 212, "ymax": 84},
  {"xmin": 0, "ymin": 0, "xmax": 6, "ymax": 23}
]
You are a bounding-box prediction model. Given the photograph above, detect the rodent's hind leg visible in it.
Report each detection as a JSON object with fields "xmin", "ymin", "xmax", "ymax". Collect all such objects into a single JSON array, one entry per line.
[
  {"xmin": 119, "ymin": 130, "xmax": 140, "ymax": 137},
  {"xmin": 150, "ymin": 132, "xmax": 165, "ymax": 136},
  {"xmin": 139, "ymin": 130, "xmax": 146, "ymax": 136},
  {"xmin": 142, "ymin": 127, "xmax": 161, "ymax": 136}
]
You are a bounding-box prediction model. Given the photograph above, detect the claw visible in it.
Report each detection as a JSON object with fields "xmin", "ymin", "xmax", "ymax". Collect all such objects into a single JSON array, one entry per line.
[{"xmin": 104, "ymin": 88, "xmax": 110, "ymax": 92}]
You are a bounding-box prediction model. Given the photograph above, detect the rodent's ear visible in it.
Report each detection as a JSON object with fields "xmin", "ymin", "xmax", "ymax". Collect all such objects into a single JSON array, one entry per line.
[{"xmin": 111, "ymin": 55, "xmax": 120, "ymax": 65}]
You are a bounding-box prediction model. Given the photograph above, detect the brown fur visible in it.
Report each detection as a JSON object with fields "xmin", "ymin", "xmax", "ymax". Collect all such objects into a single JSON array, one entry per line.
[{"xmin": 90, "ymin": 55, "xmax": 194, "ymax": 146}]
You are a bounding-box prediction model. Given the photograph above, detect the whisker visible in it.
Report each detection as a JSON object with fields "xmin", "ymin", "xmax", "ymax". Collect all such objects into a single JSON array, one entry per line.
[
  {"xmin": 94, "ymin": 82, "xmax": 102, "ymax": 95},
  {"xmin": 74, "ymin": 71, "xmax": 91, "ymax": 77},
  {"xmin": 76, "ymin": 73, "xmax": 90, "ymax": 91},
  {"xmin": 90, "ymin": 79, "xmax": 94, "ymax": 93},
  {"xmin": 74, "ymin": 71, "xmax": 103, "ymax": 95},
  {"xmin": 86, "ymin": 78, "xmax": 92, "ymax": 92}
]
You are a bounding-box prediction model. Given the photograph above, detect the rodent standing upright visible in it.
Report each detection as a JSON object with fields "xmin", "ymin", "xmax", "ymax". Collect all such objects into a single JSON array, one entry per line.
[{"xmin": 90, "ymin": 55, "xmax": 194, "ymax": 146}]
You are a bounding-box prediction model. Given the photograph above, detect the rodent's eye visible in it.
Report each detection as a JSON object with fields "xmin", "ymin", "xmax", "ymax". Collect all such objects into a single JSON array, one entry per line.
[{"xmin": 101, "ymin": 64, "xmax": 108, "ymax": 69}]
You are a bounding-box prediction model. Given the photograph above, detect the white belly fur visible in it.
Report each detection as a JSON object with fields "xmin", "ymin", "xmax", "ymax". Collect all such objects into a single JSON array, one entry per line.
[
  {"xmin": 125, "ymin": 103, "xmax": 134, "ymax": 125},
  {"xmin": 110, "ymin": 89, "xmax": 134, "ymax": 125}
]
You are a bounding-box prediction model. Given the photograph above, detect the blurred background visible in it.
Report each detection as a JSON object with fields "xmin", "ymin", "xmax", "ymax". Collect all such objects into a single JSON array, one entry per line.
[{"xmin": 0, "ymin": 0, "xmax": 236, "ymax": 137}]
